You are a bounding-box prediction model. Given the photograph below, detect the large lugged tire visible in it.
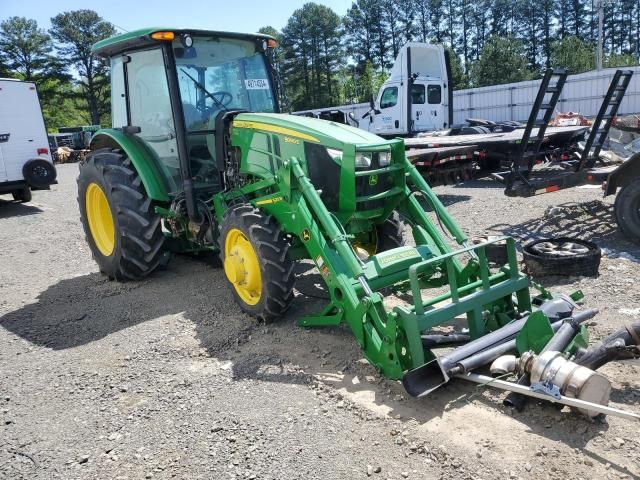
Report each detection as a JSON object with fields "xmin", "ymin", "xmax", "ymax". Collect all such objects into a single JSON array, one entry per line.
[
  {"xmin": 376, "ymin": 211, "xmax": 405, "ymax": 252},
  {"xmin": 523, "ymin": 237, "xmax": 601, "ymax": 278},
  {"xmin": 219, "ymin": 204, "xmax": 295, "ymax": 322},
  {"xmin": 77, "ymin": 148, "xmax": 165, "ymax": 280},
  {"xmin": 614, "ymin": 178, "xmax": 640, "ymax": 242}
]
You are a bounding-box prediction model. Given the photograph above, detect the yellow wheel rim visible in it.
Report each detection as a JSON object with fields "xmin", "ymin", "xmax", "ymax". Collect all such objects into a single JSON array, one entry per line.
[
  {"xmin": 85, "ymin": 182, "xmax": 115, "ymax": 257},
  {"xmin": 223, "ymin": 228, "xmax": 262, "ymax": 306}
]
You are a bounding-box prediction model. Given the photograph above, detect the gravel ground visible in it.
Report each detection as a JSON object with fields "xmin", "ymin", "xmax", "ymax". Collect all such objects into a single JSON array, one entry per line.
[{"xmin": 1, "ymin": 164, "xmax": 639, "ymax": 480}]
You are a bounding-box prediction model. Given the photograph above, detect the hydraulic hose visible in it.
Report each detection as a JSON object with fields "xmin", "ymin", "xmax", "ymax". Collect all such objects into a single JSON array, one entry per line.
[{"xmin": 575, "ymin": 321, "xmax": 640, "ymax": 370}]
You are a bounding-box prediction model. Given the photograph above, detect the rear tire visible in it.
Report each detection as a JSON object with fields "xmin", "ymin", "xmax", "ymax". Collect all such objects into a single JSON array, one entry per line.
[
  {"xmin": 77, "ymin": 148, "xmax": 165, "ymax": 280},
  {"xmin": 12, "ymin": 188, "xmax": 32, "ymax": 203},
  {"xmin": 219, "ymin": 204, "xmax": 295, "ymax": 322},
  {"xmin": 614, "ymin": 178, "xmax": 640, "ymax": 242}
]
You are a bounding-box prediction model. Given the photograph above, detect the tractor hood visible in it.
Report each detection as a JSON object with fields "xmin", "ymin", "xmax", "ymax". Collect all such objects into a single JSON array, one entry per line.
[{"xmin": 233, "ymin": 112, "xmax": 394, "ymax": 150}]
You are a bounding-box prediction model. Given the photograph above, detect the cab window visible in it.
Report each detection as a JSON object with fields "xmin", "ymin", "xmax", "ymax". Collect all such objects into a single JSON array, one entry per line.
[
  {"xmin": 428, "ymin": 85, "xmax": 442, "ymax": 104},
  {"xmin": 411, "ymin": 84, "xmax": 425, "ymax": 104},
  {"xmin": 380, "ymin": 87, "xmax": 398, "ymax": 109}
]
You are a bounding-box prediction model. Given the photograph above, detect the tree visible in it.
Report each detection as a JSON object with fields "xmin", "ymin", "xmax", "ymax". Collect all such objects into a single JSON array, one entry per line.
[
  {"xmin": 281, "ymin": 3, "xmax": 344, "ymax": 110},
  {"xmin": 50, "ymin": 10, "xmax": 115, "ymax": 125},
  {"xmin": 445, "ymin": 46, "xmax": 469, "ymax": 88},
  {"xmin": 0, "ymin": 17, "xmax": 59, "ymax": 81},
  {"xmin": 550, "ymin": 36, "xmax": 595, "ymax": 73},
  {"xmin": 470, "ymin": 35, "xmax": 534, "ymax": 86}
]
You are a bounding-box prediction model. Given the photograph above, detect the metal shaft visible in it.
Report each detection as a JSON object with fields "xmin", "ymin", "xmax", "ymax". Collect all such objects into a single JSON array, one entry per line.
[{"xmin": 459, "ymin": 372, "xmax": 640, "ymax": 422}]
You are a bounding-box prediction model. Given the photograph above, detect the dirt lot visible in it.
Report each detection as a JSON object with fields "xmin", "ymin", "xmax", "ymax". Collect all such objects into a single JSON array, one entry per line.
[{"xmin": 1, "ymin": 163, "xmax": 639, "ymax": 480}]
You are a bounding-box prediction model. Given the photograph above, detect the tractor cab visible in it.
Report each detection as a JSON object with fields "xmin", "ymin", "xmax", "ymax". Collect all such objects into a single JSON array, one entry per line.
[{"xmin": 92, "ymin": 28, "xmax": 278, "ymax": 196}]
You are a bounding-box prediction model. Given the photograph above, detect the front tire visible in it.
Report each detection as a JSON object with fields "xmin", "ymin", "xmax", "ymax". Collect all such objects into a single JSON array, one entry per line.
[
  {"xmin": 376, "ymin": 211, "xmax": 405, "ymax": 252},
  {"xmin": 77, "ymin": 148, "xmax": 165, "ymax": 280},
  {"xmin": 219, "ymin": 204, "xmax": 295, "ymax": 322},
  {"xmin": 614, "ymin": 178, "xmax": 640, "ymax": 242}
]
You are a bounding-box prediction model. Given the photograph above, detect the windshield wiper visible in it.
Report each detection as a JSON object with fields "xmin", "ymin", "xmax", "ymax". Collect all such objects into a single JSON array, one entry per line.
[{"xmin": 179, "ymin": 68, "xmax": 228, "ymax": 112}]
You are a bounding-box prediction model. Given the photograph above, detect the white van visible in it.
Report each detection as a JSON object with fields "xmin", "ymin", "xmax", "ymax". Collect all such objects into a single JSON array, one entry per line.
[{"xmin": 0, "ymin": 79, "xmax": 57, "ymax": 202}]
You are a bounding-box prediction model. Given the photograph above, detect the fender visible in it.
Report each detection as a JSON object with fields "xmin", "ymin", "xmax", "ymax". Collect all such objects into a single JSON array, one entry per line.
[
  {"xmin": 604, "ymin": 152, "xmax": 640, "ymax": 196},
  {"xmin": 90, "ymin": 129, "xmax": 171, "ymax": 202}
]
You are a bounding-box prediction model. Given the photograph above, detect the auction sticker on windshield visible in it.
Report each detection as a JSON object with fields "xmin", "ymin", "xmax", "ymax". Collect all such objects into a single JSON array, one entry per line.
[{"xmin": 245, "ymin": 79, "xmax": 269, "ymax": 89}]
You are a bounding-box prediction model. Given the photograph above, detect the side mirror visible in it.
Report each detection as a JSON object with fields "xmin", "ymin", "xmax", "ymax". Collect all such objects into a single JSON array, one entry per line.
[{"xmin": 348, "ymin": 111, "xmax": 359, "ymax": 128}]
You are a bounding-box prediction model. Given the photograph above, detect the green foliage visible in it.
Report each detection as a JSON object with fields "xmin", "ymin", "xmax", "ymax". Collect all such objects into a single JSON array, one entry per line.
[
  {"xmin": 0, "ymin": 17, "xmax": 59, "ymax": 81},
  {"xmin": 50, "ymin": 10, "xmax": 115, "ymax": 125},
  {"xmin": 550, "ymin": 36, "xmax": 595, "ymax": 73},
  {"xmin": 281, "ymin": 2, "xmax": 344, "ymax": 110},
  {"xmin": 605, "ymin": 53, "xmax": 638, "ymax": 68},
  {"xmin": 470, "ymin": 35, "xmax": 535, "ymax": 87},
  {"xmin": 444, "ymin": 46, "xmax": 469, "ymax": 89}
]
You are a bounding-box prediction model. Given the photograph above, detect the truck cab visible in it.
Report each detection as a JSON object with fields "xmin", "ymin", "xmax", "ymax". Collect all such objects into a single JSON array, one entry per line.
[{"xmin": 367, "ymin": 43, "xmax": 450, "ymax": 136}]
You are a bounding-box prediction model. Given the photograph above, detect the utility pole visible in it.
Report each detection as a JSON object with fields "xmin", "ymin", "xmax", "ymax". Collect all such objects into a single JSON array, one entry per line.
[{"xmin": 596, "ymin": 0, "xmax": 604, "ymax": 70}]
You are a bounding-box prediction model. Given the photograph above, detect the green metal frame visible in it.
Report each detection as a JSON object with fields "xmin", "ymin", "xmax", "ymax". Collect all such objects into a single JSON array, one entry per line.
[
  {"xmin": 205, "ymin": 112, "xmax": 536, "ymax": 380},
  {"xmin": 90, "ymin": 31, "xmax": 559, "ymax": 383}
]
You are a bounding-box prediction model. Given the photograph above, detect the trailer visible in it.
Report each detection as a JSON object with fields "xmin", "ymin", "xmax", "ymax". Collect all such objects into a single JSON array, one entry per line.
[
  {"xmin": 0, "ymin": 79, "xmax": 57, "ymax": 202},
  {"xmin": 293, "ymin": 43, "xmax": 591, "ymax": 184}
]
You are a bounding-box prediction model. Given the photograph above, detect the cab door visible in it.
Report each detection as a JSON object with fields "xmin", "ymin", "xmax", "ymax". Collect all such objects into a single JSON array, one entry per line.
[
  {"xmin": 372, "ymin": 82, "xmax": 405, "ymax": 135},
  {"xmin": 125, "ymin": 48, "xmax": 181, "ymax": 193},
  {"xmin": 412, "ymin": 82, "xmax": 443, "ymax": 132}
]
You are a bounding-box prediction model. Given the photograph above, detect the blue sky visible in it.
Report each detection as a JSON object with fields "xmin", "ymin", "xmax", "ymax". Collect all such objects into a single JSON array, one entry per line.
[{"xmin": 1, "ymin": 0, "xmax": 353, "ymax": 33}]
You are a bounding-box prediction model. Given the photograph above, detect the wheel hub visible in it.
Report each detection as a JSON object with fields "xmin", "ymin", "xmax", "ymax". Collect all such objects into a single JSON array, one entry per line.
[
  {"xmin": 85, "ymin": 182, "xmax": 115, "ymax": 256},
  {"xmin": 224, "ymin": 229, "xmax": 262, "ymax": 305}
]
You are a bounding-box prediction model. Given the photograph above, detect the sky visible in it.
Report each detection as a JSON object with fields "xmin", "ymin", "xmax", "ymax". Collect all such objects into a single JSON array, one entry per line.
[{"xmin": 0, "ymin": 0, "xmax": 353, "ymax": 33}]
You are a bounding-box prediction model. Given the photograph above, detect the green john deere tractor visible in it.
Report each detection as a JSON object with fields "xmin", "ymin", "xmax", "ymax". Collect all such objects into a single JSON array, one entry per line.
[{"xmin": 78, "ymin": 28, "xmax": 570, "ymax": 389}]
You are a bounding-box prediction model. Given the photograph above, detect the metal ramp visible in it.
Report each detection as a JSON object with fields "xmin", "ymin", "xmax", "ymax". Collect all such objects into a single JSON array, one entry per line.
[
  {"xmin": 575, "ymin": 69, "xmax": 633, "ymax": 170},
  {"xmin": 501, "ymin": 69, "xmax": 633, "ymax": 197},
  {"xmin": 511, "ymin": 68, "xmax": 568, "ymax": 180}
]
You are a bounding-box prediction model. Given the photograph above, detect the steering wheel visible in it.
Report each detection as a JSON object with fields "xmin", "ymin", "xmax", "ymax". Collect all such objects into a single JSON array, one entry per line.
[{"xmin": 210, "ymin": 91, "xmax": 233, "ymax": 108}]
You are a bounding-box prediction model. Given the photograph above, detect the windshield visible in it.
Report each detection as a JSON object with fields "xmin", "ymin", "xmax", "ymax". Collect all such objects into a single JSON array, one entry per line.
[{"xmin": 174, "ymin": 35, "xmax": 276, "ymax": 132}]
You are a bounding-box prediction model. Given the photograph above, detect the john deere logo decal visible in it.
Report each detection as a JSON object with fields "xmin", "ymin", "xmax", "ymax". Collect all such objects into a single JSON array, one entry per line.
[
  {"xmin": 302, "ymin": 229, "xmax": 311, "ymax": 241},
  {"xmin": 369, "ymin": 175, "xmax": 378, "ymax": 186}
]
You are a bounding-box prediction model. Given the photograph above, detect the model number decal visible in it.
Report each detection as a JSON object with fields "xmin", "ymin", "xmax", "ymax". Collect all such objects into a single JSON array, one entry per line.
[
  {"xmin": 245, "ymin": 79, "xmax": 269, "ymax": 90},
  {"xmin": 284, "ymin": 136, "xmax": 299, "ymax": 144}
]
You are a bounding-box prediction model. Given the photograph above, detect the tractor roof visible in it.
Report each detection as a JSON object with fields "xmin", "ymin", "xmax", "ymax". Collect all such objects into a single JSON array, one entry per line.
[
  {"xmin": 92, "ymin": 28, "xmax": 275, "ymax": 58},
  {"xmin": 236, "ymin": 113, "xmax": 395, "ymax": 149}
]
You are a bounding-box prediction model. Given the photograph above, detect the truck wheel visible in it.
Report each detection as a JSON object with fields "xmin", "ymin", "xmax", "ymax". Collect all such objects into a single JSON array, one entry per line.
[
  {"xmin": 614, "ymin": 178, "xmax": 640, "ymax": 242},
  {"xmin": 377, "ymin": 211, "xmax": 405, "ymax": 252},
  {"xmin": 22, "ymin": 158, "xmax": 56, "ymax": 188},
  {"xmin": 77, "ymin": 148, "xmax": 165, "ymax": 280},
  {"xmin": 12, "ymin": 188, "xmax": 32, "ymax": 203},
  {"xmin": 219, "ymin": 204, "xmax": 295, "ymax": 322}
]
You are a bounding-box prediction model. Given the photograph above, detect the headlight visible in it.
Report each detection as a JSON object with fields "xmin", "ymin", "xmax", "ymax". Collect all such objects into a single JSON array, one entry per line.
[
  {"xmin": 326, "ymin": 148, "xmax": 343, "ymax": 161},
  {"xmin": 355, "ymin": 152, "xmax": 372, "ymax": 168},
  {"xmin": 378, "ymin": 151, "xmax": 391, "ymax": 167}
]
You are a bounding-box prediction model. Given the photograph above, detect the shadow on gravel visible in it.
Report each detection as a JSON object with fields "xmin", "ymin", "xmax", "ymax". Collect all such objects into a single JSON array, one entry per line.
[
  {"xmin": 486, "ymin": 199, "xmax": 640, "ymax": 263},
  {"xmin": 0, "ymin": 254, "xmax": 621, "ymax": 461},
  {"xmin": 435, "ymin": 193, "xmax": 472, "ymax": 206},
  {"xmin": 0, "ymin": 200, "xmax": 43, "ymax": 219}
]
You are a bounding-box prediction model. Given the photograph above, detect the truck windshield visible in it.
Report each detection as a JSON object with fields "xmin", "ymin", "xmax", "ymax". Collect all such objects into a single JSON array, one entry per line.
[{"xmin": 174, "ymin": 35, "xmax": 276, "ymax": 132}]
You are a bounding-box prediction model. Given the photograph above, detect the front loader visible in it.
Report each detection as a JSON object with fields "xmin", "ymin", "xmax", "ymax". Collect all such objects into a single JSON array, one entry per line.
[{"xmin": 77, "ymin": 28, "xmax": 636, "ymax": 407}]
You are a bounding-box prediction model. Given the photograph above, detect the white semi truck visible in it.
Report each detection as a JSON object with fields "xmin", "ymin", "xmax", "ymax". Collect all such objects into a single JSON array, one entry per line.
[
  {"xmin": 296, "ymin": 43, "xmax": 452, "ymax": 136},
  {"xmin": 0, "ymin": 78, "xmax": 57, "ymax": 202}
]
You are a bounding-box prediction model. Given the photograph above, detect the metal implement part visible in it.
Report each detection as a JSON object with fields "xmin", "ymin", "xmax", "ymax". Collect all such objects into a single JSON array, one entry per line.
[{"xmin": 459, "ymin": 372, "xmax": 640, "ymax": 422}]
